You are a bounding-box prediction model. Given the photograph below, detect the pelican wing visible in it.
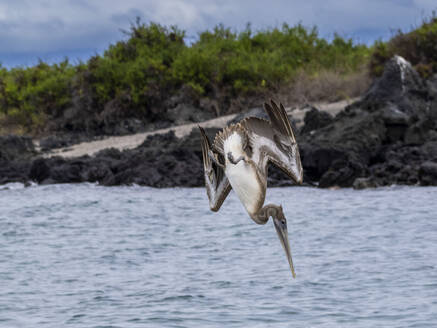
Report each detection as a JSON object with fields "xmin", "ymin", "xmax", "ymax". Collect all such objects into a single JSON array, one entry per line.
[
  {"xmin": 199, "ymin": 126, "xmax": 232, "ymax": 211},
  {"xmin": 242, "ymin": 100, "xmax": 303, "ymax": 183}
]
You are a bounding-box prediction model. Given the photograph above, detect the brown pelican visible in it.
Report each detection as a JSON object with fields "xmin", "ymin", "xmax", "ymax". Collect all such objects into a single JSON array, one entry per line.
[{"xmin": 199, "ymin": 100, "xmax": 303, "ymax": 277}]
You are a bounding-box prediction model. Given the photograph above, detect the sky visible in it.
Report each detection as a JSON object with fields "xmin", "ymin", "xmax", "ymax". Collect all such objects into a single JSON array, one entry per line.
[{"xmin": 0, "ymin": 0, "xmax": 436, "ymax": 68}]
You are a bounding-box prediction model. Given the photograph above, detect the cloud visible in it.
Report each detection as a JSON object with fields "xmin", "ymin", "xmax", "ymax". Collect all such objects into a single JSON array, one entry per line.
[{"xmin": 0, "ymin": 0, "xmax": 436, "ymax": 66}]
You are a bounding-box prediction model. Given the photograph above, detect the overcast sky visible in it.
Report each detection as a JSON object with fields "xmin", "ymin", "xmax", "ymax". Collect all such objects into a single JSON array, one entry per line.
[{"xmin": 0, "ymin": 0, "xmax": 436, "ymax": 68}]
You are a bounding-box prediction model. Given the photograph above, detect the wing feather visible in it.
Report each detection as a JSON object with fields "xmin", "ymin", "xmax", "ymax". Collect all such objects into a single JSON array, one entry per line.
[
  {"xmin": 199, "ymin": 126, "xmax": 231, "ymax": 211},
  {"xmin": 241, "ymin": 100, "xmax": 303, "ymax": 183},
  {"xmin": 264, "ymin": 100, "xmax": 296, "ymax": 143}
]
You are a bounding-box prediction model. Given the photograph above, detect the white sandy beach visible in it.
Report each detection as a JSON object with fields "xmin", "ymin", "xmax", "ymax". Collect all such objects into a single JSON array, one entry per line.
[{"xmin": 41, "ymin": 99, "xmax": 356, "ymax": 158}]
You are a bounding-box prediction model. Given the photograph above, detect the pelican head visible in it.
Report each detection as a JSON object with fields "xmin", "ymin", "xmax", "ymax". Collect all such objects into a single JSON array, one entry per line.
[
  {"xmin": 201, "ymin": 100, "xmax": 304, "ymax": 279},
  {"xmin": 272, "ymin": 209, "xmax": 296, "ymax": 278},
  {"xmin": 274, "ymin": 134, "xmax": 303, "ymax": 184}
]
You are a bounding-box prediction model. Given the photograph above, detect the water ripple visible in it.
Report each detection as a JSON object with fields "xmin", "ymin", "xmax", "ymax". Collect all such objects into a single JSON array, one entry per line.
[{"xmin": 0, "ymin": 185, "xmax": 436, "ymax": 327}]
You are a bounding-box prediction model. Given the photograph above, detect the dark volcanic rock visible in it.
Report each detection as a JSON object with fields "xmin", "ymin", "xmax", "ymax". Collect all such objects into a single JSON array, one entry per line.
[
  {"xmin": 318, "ymin": 156, "xmax": 366, "ymax": 188},
  {"xmin": 140, "ymin": 130, "xmax": 179, "ymax": 149},
  {"xmin": 2, "ymin": 56, "xmax": 437, "ymax": 189},
  {"xmin": 228, "ymin": 107, "xmax": 268, "ymax": 125},
  {"xmin": 0, "ymin": 135, "xmax": 35, "ymax": 161},
  {"xmin": 0, "ymin": 161, "xmax": 31, "ymax": 185},
  {"xmin": 42, "ymin": 82, "xmax": 216, "ymax": 140},
  {"xmin": 39, "ymin": 133, "xmax": 108, "ymax": 151},
  {"xmin": 300, "ymin": 107, "xmax": 334, "ymax": 134},
  {"xmin": 419, "ymin": 161, "xmax": 437, "ymax": 186},
  {"xmin": 39, "ymin": 136, "xmax": 69, "ymax": 150},
  {"xmin": 296, "ymin": 55, "xmax": 437, "ymax": 188},
  {"xmin": 228, "ymin": 106, "xmax": 299, "ymax": 137},
  {"xmin": 0, "ymin": 136, "xmax": 35, "ymax": 185},
  {"xmin": 29, "ymin": 158, "xmax": 51, "ymax": 183},
  {"xmin": 353, "ymin": 177, "xmax": 379, "ymax": 190},
  {"xmin": 179, "ymin": 127, "xmax": 220, "ymax": 152},
  {"xmin": 166, "ymin": 103, "xmax": 214, "ymax": 125},
  {"xmin": 298, "ymin": 107, "xmax": 386, "ymax": 187},
  {"xmin": 21, "ymin": 130, "xmax": 206, "ymax": 188},
  {"xmin": 352, "ymin": 55, "xmax": 428, "ymax": 114},
  {"xmin": 299, "ymin": 143, "xmax": 349, "ymax": 183}
]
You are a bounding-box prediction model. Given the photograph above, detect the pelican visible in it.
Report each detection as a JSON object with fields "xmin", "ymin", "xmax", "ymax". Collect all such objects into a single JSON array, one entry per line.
[{"xmin": 199, "ymin": 100, "xmax": 303, "ymax": 278}]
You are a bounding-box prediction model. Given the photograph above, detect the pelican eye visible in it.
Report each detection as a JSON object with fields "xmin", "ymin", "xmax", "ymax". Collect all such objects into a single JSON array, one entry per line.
[
  {"xmin": 281, "ymin": 220, "xmax": 286, "ymax": 225},
  {"xmin": 274, "ymin": 135, "xmax": 292, "ymax": 153}
]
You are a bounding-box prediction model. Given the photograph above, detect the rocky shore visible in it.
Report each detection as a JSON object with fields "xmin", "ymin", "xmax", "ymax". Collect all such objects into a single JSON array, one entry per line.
[{"xmin": 1, "ymin": 56, "xmax": 437, "ymax": 188}]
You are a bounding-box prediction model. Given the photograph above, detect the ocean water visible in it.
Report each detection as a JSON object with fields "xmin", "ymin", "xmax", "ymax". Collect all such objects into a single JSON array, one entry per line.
[{"xmin": 0, "ymin": 183, "xmax": 436, "ymax": 327}]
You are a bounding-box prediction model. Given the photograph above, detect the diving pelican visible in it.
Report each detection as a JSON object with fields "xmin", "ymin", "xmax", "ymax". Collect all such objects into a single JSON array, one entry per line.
[{"xmin": 199, "ymin": 100, "xmax": 303, "ymax": 278}]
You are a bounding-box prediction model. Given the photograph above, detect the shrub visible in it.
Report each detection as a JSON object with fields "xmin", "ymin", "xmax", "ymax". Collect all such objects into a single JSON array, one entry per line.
[
  {"xmin": 0, "ymin": 60, "xmax": 75, "ymax": 130},
  {"xmin": 89, "ymin": 20, "xmax": 186, "ymax": 112},
  {"xmin": 0, "ymin": 19, "xmax": 372, "ymax": 133},
  {"xmin": 370, "ymin": 13, "xmax": 437, "ymax": 78},
  {"xmin": 173, "ymin": 24, "xmax": 370, "ymax": 97}
]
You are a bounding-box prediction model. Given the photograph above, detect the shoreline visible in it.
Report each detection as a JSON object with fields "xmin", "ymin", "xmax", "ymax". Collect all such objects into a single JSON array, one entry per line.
[
  {"xmin": 1, "ymin": 56, "xmax": 437, "ymax": 189},
  {"xmin": 0, "ymin": 180, "xmax": 430, "ymax": 191},
  {"xmin": 39, "ymin": 99, "xmax": 352, "ymax": 159}
]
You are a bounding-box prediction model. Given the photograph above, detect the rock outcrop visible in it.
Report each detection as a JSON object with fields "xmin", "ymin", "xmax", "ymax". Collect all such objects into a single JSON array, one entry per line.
[
  {"xmin": 299, "ymin": 55, "xmax": 437, "ymax": 187},
  {"xmin": 0, "ymin": 136, "xmax": 35, "ymax": 185},
  {"xmin": 1, "ymin": 56, "xmax": 437, "ymax": 188},
  {"xmin": 25, "ymin": 130, "xmax": 215, "ymax": 187}
]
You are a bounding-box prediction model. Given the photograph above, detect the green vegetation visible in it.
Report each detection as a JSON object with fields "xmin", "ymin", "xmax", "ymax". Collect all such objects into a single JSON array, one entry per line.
[
  {"xmin": 0, "ymin": 60, "xmax": 76, "ymax": 130},
  {"xmin": 370, "ymin": 13, "xmax": 437, "ymax": 78},
  {"xmin": 173, "ymin": 24, "xmax": 370, "ymax": 95},
  {"xmin": 2, "ymin": 18, "xmax": 412, "ymax": 134}
]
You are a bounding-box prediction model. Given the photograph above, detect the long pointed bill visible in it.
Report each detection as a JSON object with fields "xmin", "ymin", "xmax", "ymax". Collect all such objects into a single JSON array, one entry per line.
[{"xmin": 273, "ymin": 218, "xmax": 296, "ymax": 278}]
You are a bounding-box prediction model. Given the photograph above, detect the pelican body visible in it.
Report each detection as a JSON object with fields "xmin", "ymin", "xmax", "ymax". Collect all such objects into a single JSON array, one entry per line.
[{"xmin": 199, "ymin": 100, "xmax": 303, "ymax": 277}]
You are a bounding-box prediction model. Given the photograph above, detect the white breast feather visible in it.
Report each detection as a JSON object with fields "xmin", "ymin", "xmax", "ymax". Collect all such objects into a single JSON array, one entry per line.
[
  {"xmin": 224, "ymin": 132, "xmax": 263, "ymax": 214},
  {"xmin": 223, "ymin": 132, "xmax": 244, "ymax": 158}
]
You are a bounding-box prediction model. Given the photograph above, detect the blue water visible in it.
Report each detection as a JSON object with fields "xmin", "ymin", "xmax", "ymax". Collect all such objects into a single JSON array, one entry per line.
[{"xmin": 0, "ymin": 184, "xmax": 436, "ymax": 327}]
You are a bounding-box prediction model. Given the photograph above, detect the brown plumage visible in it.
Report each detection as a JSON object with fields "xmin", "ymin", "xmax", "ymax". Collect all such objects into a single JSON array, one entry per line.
[{"xmin": 199, "ymin": 100, "xmax": 303, "ymax": 278}]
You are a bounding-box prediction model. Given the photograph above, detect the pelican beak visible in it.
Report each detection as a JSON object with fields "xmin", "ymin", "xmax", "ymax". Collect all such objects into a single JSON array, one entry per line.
[
  {"xmin": 273, "ymin": 217, "xmax": 296, "ymax": 278},
  {"xmin": 291, "ymin": 156, "xmax": 304, "ymax": 185},
  {"xmin": 290, "ymin": 146, "xmax": 304, "ymax": 185}
]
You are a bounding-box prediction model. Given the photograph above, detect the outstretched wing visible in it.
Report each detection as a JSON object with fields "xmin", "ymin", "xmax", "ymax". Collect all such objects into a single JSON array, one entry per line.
[
  {"xmin": 241, "ymin": 100, "xmax": 303, "ymax": 183},
  {"xmin": 199, "ymin": 126, "xmax": 232, "ymax": 211}
]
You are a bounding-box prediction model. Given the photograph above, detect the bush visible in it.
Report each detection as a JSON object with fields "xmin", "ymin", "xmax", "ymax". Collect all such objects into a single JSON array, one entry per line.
[
  {"xmin": 370, "ymin": 13, "xmax": 437, "ymax": 78},
  {"xmin": 0, "ymin": 19, "xmax": 372, "ymax": 133},
  {"xmin": 88, "ymin": 20, "xmax": 186, "ymax": 111},
  {"xmin": 0, "ymin": 60, "xmax": 75, "ymax": 130},
  {"xmin": 173, "ymin": 24, "xmax": 370, "ymax": 96}
]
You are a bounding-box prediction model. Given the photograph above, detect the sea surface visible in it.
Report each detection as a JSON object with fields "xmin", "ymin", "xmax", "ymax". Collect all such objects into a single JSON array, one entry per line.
[{"xmin": 0, "ymin": 184, "xmax": 436, "ymax": 327}]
